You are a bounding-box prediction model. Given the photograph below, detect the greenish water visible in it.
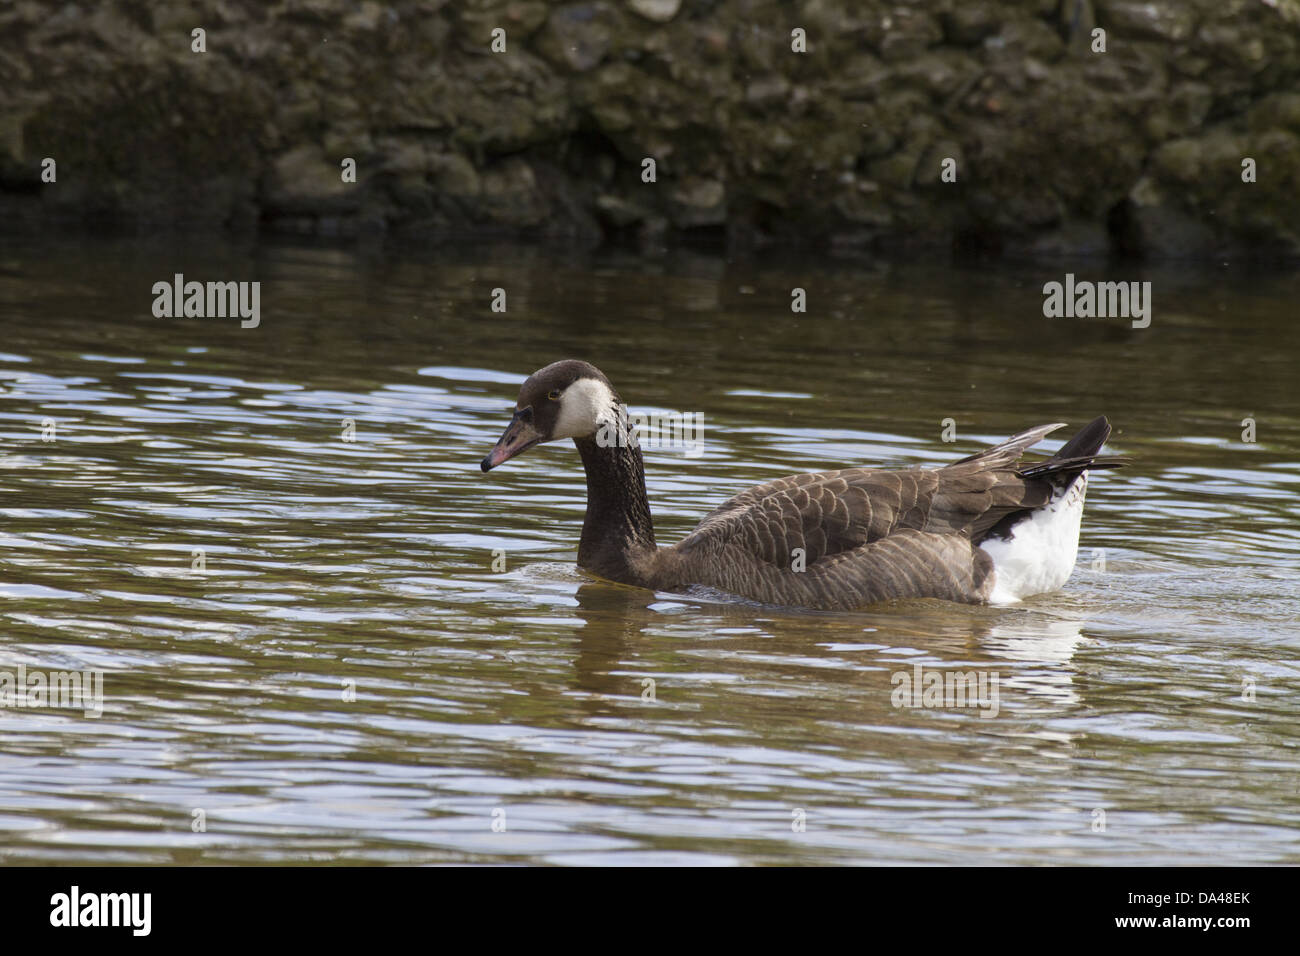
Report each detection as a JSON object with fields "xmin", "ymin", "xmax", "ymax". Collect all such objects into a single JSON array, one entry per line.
[{"xmin": 0, "ymin": 237, "xmax": 1297, "ymax": 865}]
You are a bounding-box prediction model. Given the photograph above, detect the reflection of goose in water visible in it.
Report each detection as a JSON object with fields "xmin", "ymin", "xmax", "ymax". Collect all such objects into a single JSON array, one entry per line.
[
  {"xmin": 981, "ymin": 613, "xmax": 1088, "ymax": 709},
  {"xmin": 563, "ymin": 575, "xmax": 1090, "ymax": 719},
  {"xmin": 482, "ymin": 360, "xmax": 1125, "ymax": 610},
  {"xmin": 568, "ymin": 582, "xmax": 655, "ymax": 707}
]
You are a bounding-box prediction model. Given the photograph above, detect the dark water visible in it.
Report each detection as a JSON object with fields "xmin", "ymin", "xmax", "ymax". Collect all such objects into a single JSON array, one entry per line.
[{"xmin": 0, "ymin": 236, "xmax": 1296, "ymax": 864}]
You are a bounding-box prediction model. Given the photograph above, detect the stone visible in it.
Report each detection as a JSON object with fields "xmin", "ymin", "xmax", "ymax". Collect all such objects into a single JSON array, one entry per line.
[
  {"xmin": 669, "ymin": 177, "xmax": 726, "ymax": 227},
  {"xmin": 1098, "ymin": 1, "xmax": 1197, "ymax": 42},
  {"xmin": 266, "ymin": 145, "xmax": 355, "ymax": 211},
  {"xmin": 479, "ymin": 157, "xmax": 548, "ymax": 226},
  {"xmin": 431, "ymin": 153, "xmax": 482, "ymax": 199},
  {"xmin": 537, "ymin": 4, "xmax": 617, "ymax": 72},
  {"xmin": 627, "ymin": 0, "xmax": 681, "ymax": 24}
]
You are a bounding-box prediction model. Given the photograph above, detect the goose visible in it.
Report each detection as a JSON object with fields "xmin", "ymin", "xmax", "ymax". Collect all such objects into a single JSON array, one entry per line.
[{"xmin": 480, "ymin": 360, "xmax": 1126, "ymax": 609}]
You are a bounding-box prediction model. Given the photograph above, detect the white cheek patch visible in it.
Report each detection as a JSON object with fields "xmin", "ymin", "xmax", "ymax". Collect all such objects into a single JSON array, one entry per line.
[{"xmin": 552, "ymin": 377, "xmax": 618, "ymax": 439}]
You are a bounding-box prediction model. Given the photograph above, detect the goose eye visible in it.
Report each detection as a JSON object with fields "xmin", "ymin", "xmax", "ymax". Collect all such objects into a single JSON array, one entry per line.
[{"xmin": 547, "ymin": 389, "xmax": 561, "ymax": 401}]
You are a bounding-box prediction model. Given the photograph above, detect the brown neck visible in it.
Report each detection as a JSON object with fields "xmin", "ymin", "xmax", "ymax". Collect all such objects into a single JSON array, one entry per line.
[{"xmin": 573, "ymin": 433, "xmax": 657, "ymax": 585}]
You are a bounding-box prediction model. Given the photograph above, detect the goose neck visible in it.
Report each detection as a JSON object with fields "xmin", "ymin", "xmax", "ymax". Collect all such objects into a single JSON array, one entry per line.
[{"xmin": 573, "ymin": 432, "xmax": 657, "ymax": 583}]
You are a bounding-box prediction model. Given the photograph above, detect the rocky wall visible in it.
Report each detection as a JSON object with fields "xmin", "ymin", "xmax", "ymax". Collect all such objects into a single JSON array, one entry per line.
[{"xmin": 1, "ymin": 0, "xmax": 1298, "ymax": 256}]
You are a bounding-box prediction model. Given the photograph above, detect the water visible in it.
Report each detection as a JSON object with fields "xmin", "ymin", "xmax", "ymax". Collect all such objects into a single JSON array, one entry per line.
[{"xmin": 0, "ymin": 236, "xmax": 1297, "ymax": 865}]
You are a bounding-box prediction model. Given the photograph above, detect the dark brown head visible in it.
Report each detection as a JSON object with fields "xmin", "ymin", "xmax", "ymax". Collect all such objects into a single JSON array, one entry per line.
[{"xmin": 481, "ymin": 360, "xmax": 621, "ymax": 471}]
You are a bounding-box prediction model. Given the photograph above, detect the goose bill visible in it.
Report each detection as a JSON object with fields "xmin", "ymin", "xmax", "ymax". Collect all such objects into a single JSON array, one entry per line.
[{"xmin": 481, "ymin": 413, "xmax": 543, "ymax": 471}]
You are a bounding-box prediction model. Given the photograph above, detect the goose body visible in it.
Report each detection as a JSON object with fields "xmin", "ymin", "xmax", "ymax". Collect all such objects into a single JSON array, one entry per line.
[{"xmin": 481, "ymin": 360, "xmax": 1124, "ymax": 610}]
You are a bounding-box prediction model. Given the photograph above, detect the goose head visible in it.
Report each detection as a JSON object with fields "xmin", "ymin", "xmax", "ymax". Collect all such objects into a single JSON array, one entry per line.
[{"xmin": 481, "ymin": 360, "xmax": 621, "ymax": 471}]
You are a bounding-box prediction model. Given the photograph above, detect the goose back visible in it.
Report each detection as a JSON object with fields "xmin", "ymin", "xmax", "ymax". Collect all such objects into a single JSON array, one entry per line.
[{"xmin": 651, "ymin": 423, "xmax": 1113, "ymax": 608}]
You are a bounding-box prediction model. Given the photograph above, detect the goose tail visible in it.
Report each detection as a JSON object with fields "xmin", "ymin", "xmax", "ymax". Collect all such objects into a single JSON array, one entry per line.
[
  {"xmin": 1017, "ymin": 416, "xmax": 1128, "ymax": 482},
  {"xmin": 978, "ymin": 416, "xmax": 1126, "ymax": 603}
]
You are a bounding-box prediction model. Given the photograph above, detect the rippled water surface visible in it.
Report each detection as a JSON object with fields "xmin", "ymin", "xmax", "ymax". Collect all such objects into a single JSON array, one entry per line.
[{"xmin": 0, "ymin": 237, "xmax": 1297, "ymax": 865}]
